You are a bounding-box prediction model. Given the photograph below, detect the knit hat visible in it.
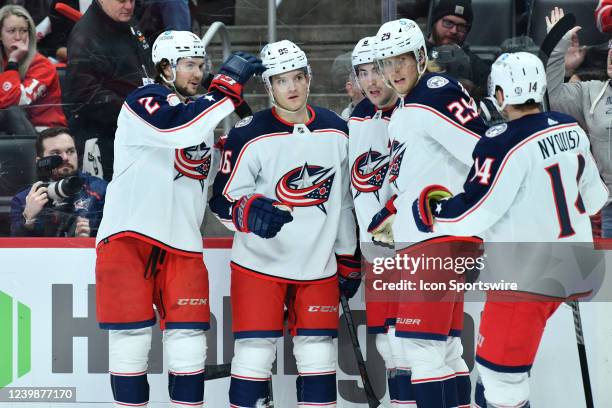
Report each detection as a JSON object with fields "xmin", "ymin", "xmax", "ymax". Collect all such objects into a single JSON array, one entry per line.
[{"xmin": 432, "ymin": 0, "xmax": 473, "ymax": 27}]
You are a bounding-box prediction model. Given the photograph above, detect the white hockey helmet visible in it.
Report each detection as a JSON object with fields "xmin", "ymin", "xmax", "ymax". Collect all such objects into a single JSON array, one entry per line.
[
  {"xmin": 152, "ymin": 30, "xmax": 206, "ymax": 82},
  {"xmin": 488, "ymin": 52, "xmax": 547, "ymax": 110},
  {"xmin": 373, "ymin": 18, "xmax": 428, "ymax": 77},
  {"xmin": 351, "ymin": 36, "xmax": 376, "ymax": 70},
  {"xmin": 260, "ymin": 40, "xmax": 311, "ymax": 108}
]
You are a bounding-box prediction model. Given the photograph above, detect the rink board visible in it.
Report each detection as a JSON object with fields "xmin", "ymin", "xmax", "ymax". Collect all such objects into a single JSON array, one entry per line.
[{"xmin": 0, "ymin": 238, "xmax": 610, "ymax": 407}]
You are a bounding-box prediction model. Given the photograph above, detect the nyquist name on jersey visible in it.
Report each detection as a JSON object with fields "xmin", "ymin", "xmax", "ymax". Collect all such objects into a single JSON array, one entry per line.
[{"xmin": 538, "ymin": 129, "xmax": 580, "ymax": 160}]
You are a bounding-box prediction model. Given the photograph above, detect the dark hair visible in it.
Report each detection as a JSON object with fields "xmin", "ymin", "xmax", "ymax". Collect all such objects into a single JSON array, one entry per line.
[
  {"xmin": 154, "ymin": 60, "xmax": 169, "ymax": 84},
  {"xmin": 36, "ymin": 127, "xmax": 74, "ymax": 156}
]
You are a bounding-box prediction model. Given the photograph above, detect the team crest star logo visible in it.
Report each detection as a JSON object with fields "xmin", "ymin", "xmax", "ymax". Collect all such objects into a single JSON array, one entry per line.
[
  {"xmin": 204, "ymin": 94, "xmax": 215, "ymax": 102},
  {"xmin": 351, "ymin": 149, "xmax": 389, "ymax": 201},
  {"xmin": 174, "ymin": 142, "xmax": 212, "ymax": 190},
  {"xmin": 276, "ymin": 163, "xmax": 335, "ymax": 214},
  {"xmin": 435, "ymin": 202, "xmax": 442, "ymax": 214},
  {"xmin": 388, "ymin": 140, "xmax": 406, "ymax": 188}
]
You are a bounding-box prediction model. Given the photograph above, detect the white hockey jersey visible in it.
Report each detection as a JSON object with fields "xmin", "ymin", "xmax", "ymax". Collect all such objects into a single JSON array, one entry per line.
[
  {"xmin": 434, "ymin": 111, "xmax": 609, "ymax": 241},
  {"xmin": 348, "ymin": 98, "xmax": 397, "ymax": 249},
  {"xmin": 388, "ymin": 73, "xmax": 487, "ymax": 244},
  {"xmin": 95, "ymin": 85, "xmax": 234, "ymax": 255},
  {"xmin": 210, "ymin": 106, "xmax": 357, "ymax": 282},
  {"xmin": 431, "ymin": 112, "xmax": 609, "ymax": 298}
]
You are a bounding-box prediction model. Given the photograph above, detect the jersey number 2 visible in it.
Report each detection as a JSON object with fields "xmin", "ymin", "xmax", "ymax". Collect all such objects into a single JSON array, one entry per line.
[{"xmin": 544, "ymin": 154, "xmax": 586, "ymax": 239}]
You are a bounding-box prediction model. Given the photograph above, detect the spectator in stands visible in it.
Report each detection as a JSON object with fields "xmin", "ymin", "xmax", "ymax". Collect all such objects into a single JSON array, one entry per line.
[
  {"xmin": 10, "ymin": 126, "xmax": 107, "ymax": 237},
  {"xmin": 0, "ymin": 4, "xmax": 67, "ymax": 134},
  {"xmin": 64, "ymin": 0, "xmax": 152, "ymax": 181},
  {"xmin": 427, "ymin": 0, "xmax": 490, "ymax": 89},
  {"xmin": 36, "ymin": 0, "xmax": 81, "ymax": 63},
  {"xmin": 546, "ymin": 7, "xmax": 612, "ymax": 237},
  {"xmin": 137, "ymin": 0, "xmax": 191, "ymax": 42},
  {"xmin": 331, "ymin": 51, "xmax": 364, "ymax": 120}
]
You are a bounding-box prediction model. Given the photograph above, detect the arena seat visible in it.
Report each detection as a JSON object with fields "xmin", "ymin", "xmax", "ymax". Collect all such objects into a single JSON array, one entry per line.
[{"xmin": 0, "ymin": 136, "xmax": 37, "ymax": 236}]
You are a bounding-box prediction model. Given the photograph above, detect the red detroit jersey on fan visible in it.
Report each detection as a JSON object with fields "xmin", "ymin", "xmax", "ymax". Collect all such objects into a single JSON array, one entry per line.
[
  {"xmin": 389, "ymin": 73, "xmax": 487, "ymax": 244},
  {"xmin": 95, "ymin": 84, "xmax": 234, "ymax": 254},
  {"xmin": 348, "ymin": 97, "xmax": 398, "ymax": 247},
  {"xmin": 210, "ymin": 105, "xmax": 357, "ymax": 282}
]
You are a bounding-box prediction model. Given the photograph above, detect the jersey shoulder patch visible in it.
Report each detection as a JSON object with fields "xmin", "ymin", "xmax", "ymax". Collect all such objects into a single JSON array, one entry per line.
[
  {"xmin": 234, "ymin": 115, "xmax": 253, "ymax": 128},
  {"xmin": 426, "ymin": 75, "xmax": 450, "ymax": 89},
  {"xmin": 485, "ymin": 123, "xmax": 508, "ymax": 138}
]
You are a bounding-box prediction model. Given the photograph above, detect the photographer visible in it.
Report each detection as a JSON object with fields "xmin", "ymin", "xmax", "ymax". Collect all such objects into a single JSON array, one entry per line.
[{"xmin": 9, "ymin": 127, "xmax": 107, "ymax": 237}]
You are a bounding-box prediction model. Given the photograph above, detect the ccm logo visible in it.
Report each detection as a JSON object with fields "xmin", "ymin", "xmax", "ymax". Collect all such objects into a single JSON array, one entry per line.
[
  {"xmin": 307, "ymin": 306, "xmax": 338, "ymax": 313},
  {"xmin": 177, "ymin": 298, "xmax": 208, "ymax": 306},
  {"xmin": 396, "ymin": 318, "xmax": 421, "ymax": 325}
]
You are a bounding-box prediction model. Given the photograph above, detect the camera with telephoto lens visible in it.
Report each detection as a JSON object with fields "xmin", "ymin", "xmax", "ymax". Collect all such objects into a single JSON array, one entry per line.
[{"xmin": 36, "ymin": 154, "xmax": 83, "ymax": 201}]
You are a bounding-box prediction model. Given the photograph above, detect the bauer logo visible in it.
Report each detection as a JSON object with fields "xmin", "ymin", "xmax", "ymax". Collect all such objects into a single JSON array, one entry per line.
[{"xmin": 0, "ymin": 291, "xmax": 31, "ymax": 388}]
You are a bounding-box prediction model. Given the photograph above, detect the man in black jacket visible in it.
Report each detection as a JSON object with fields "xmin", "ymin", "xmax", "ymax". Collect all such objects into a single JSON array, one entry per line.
[{"xmin": 64, "ymin": 0, "xmax": 153, "ymax": 180}]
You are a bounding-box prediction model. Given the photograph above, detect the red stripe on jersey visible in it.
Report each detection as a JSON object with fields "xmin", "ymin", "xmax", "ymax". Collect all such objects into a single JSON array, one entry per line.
[
  {"xmin": 404, "ymin": 103, "xmax": 481, "ymax": 140},
  {"xmin": 437, "ymin": 123, "xmax": 578, "ymax": 224},
  {"xmin": 411, "ymin": 372, "xmax": 456, "ymax": 383},
  {"xmin": 222, "ymin": 131, "xmax": 291, "ymax": 199},
  {"xmin": 123, "ymin": 96, "xmax": 230, "ymax": 133}
]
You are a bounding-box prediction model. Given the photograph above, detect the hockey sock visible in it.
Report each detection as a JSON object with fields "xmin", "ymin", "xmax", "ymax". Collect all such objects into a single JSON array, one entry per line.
[
  {"xmin": 168, "ymin": 370, "xmax": 205, "ymax": 407},
  {"xmin": 110, "ymin": 372, "xmax": 149, "ymax": 407},
  {"xmin": 411, "ymin": 375, "xmax": 458, "ymax": 408},
  {"xmin": 474, "ymin": 380, "xmax": 531, "ymax": 408},
  {"xmin": 296, "ymin": 372, "xmax": 337, "ymax": 406},
  {"xmin": 229, "ymin": 375, "xmax": 270, "ymax": 408},
  {"xmin": 391, "ymin": 368, "xmax": 416, "ymax": 406},
  {"xmin": 455, "ymin": 371, "xmax": 471, "ymax": 408}
]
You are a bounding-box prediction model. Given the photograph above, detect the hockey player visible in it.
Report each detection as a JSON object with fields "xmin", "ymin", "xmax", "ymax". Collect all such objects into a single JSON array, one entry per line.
[
  {"xmin": 209, "ymin": 39, "xmax": 360, "ymax": 408},
  {"xmin": 94, "ymin": 30, "xmax": 263, "ymax": 408},
  {"xmin": 413, "ymin": 52, "xmax": 609, "ymax": 408},
  {"xmin": 367, "ymin": 19, "xmax": 487, "ymax": 407},
  {"xmin": 348, "ymin": 36, "xmax": 410, "ymax": 406}
]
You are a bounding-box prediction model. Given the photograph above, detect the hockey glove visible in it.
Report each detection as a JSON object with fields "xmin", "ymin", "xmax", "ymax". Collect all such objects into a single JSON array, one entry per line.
[
  {"xmin": 209, "ymin": 52, "xmax": 264, "ymax": 106},
  {"xmin": 412, "ymin": 185, "xmax": 452, "ymax": 233},
  {"xmin": 367, "ymin": 195, "xmax": 397, "ymax": 245},
  {"xmin": 232, "ymin": 194, "xmax": 293, "ymax": 239},
  {"xmin": 337, "ymin": 252, "xmax": 362, "ymax": 299}
]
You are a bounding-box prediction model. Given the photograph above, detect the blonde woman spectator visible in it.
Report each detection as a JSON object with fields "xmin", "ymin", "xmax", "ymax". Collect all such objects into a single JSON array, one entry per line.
[{"xmin": 0, "ymin": 5, "xmax": 67, "ymax": 132}]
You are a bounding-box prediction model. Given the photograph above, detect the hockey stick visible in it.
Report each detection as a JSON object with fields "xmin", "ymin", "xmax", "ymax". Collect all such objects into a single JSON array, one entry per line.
[
  {"xmin": 538, "ymin": 13, "xmax": 576, "ymax": 64},
  {"xmin": 204, "ymin": 363, "xmax": 231, "ymax": 381},
  {"xmin": 340, "ymin": 294, "xmax": 387, "ymax": 408},
  {"xmin": 568, "ymin": 301, "xmax": 595, "ymax": 408}
]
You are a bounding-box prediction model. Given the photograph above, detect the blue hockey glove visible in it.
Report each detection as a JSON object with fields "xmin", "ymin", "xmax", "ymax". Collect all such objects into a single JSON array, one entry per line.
[
  {"xmin": 232, "ymin": 194, "xmax": 293, "ymax": 239},
  {"xmin": 209, "ymin": 52, "xmax": 264, "ymax": 106},
  {"xmin": 368, "ymin": 195, "xmax": 397, "ymax": 245},
  {"xmin": 412, "ymin": 185, "xmax": 452, "ymax": 233},
  {"xmin": 337, "ymin": 252, "xmax": 362, "ymax": 299}
]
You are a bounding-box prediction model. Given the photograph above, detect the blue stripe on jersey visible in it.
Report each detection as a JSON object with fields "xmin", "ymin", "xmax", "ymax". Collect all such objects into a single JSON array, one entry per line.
[
  {"xmin": 395, "ymin": 330, "xmax": 448, "ymax": 341},
  {"xmin": 295, "ymin": 328, "xmax": 338, "ymax": 337},
  {"xmin": 124, "ymin": 84, "xmax": 228, "ymax": 130},
  {"xmin": 435, "ymin": 112, "xmax": 579, "ymax": 221}
]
